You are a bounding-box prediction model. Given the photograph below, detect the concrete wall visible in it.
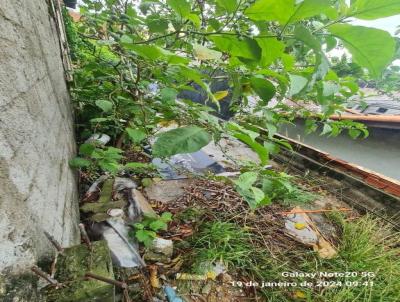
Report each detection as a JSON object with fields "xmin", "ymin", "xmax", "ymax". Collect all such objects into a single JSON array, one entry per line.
[{"xmin": 0, "ymin": 0, "xmax": 79, "ymax": 277}]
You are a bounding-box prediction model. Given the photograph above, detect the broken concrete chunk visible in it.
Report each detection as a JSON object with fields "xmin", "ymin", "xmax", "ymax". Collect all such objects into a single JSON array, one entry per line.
[
  {"xmin": 80, "ymin": 199, "xmax": 127, "ymax": 214},
  {"xmin": 144, "ymin": 179, "xmax": 192, "ymax": 203},
  {"xmin": 149, "ymin": 238, "xmax": 173, "ymax": 258},
  {"xmin": 42, "ymin": 240, "xmax": 115, "ymax": 302},
  {"xmin": 131, "ymin": 189, "xmax": 156, "ymax": 217},
  {"xmin": 144, "ymin": 251, "xmax": 171, "ymax": 263}
]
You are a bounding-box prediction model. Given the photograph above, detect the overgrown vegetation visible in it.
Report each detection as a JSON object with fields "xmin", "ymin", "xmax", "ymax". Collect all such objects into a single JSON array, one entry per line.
[{"xmin": 65, "ymin": 0, "xmax": 400, "ymax": 208}]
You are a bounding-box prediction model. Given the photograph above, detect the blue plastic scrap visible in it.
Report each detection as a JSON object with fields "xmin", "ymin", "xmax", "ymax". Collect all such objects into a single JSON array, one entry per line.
[{"xmin": 164, "ymin": 285, "xmax": 183, "ymax": 302}]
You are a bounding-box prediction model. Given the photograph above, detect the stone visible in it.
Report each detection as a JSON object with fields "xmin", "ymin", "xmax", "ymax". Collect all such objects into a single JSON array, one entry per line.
[
  {"xmin": 143, "ymin": 251, "xmax": 171, "ymax": 263},
  {"xmin": 42, "ymin": 241, "xmax": 115, "ymax": 302},
  {"xmin": 131, "ymin": 189, "xmax": 156, "ymax": 216},
  {"xmin": 144, "ymin": 179, "xmax": 192, "ymax": 203},
  {"xmin": 148, "ymin": 238, "xmax": 173, "ymax": 258}
]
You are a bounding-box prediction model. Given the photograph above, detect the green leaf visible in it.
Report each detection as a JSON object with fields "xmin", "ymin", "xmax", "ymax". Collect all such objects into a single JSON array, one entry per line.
[
  {"xmin": 152, "ymin": 126, "xmax": 211, "ymax": 157},
  {"xmin": 69, "ymin": 157, "xmax": 91, "ymax": 168},
  {"xmin": 133, "ymin": 223, "xmax": 144, "ymax": 230},
  {"xmin": 160, "ymin": 88, "xmax": 178, "ymax": 103},
  {"xmin": 216, "ymin": 0, "xmax": 238, "ymax": 13},
  {"xmin": 126, "ymin": 128, "xmax": 147, "ymax": 143},
  {"xmin": 289, "ymin": 0, "xmax": 335, "ymax": 23},
  {"xmin": 193, "ymin": 44, "xmax": 222, "ymax": 60},
  {"xmin": 320, "ymin": 123, "xmax": 332, "ymax": 136},
  {"xmin": 250, "ymin": 77, "xmax": 276, "ymax": 103},
  {"xmin": 135, "ymin": 229, "xmax": 156, "ymax": 244},
  {"xmin": 235, "ymin": 172, "xmax": 258, "ymax": 189},
  {"xmin": 255, "ymin": 37, "xmax": 285, "ymax": 67},
  {"xmin": 329, "ymin": 24, "xmax": 396, "ymax": 78},
  {"xmin": 167, "ymin": 0, "xmax": 191, "ymax": 17},
  {"xmin": 124, "ymin": 162, "xmax": 152, "ymax": 170},
  {"xmin": 288, "ymin": 74, "xmax": 308, "ymax": 96},
  {"xmin": 149, "ymin": 220, "xmax": 168, "ymax": 231},
  {"xmin": 351, "ymin": 0, "xmax": 400, "ymax": 20},
  {"xmin": 322, "ymin": 81, "xmax": 339, "ymax": 96},
  {"xmin": 79, "ymin": 143, "xmax": 95, "ymax": 156},
  {"xmin": 90, "ymin": 117, "xmax": 109, "ymax": 123},
  {"xmin": 294, "ymin": 25, "xmax": 320, "ymax": 50},
  {"xmin": 294, "ymin": 25, "xmax": 329, "ymax": 81},
  {"xmin": 187, "ymin": 14, "xmax": 201, "ymax": 28},
  {"xmin": 178, "ymin": 66, "xmax": 207, "ymax": 90},
  {"xmin": 95, "ymin": 99, "xmax": 113, "ymax": 112},
  {"xmin": 348, "ymin": 128, "xmax": 361, "ymax": 139},
  {"xmin": 146, "ymin": 17, "xmax": 169, "ymax": 33},
  {"xmin": 251, "ymin": 187, "xmax": 266, "ymax": 207},
  {"xmin": 161, "ymin": 212, "xmax": 173, "ymax": 222},
  {"xmin": 245, "ymin": 0, "xmax": 295, "ymax": 24},
  {"xmin": 123, "ymin": 44, "xmax": 164, "ymax": 60},
  {"xmin": 209, "ymin": 36, "xmax": 261, "ymax": 60},
  {"xmin": 213, "ymin": 90, "xmax": 229, "ymax": 101},
  {"xmin": 98, "ymin": 161, "xmax": 121, "ymax": 173},
  {"xmin": 233, "ymin": 132, "xmax": 269, "ymax": 165}
]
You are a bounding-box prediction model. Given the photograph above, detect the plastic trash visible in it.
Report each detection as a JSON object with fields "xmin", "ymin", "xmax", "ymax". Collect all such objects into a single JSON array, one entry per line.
[
  {"xmin": 164, "ymin": 286, "xmax": 183, "ymax": 302},
  {"xmin": 152, "ymin": 150, "xmax": 225, "ymax": 180},
  {"xmin": 85, "ymin": 133, "xmax": 111, "ymax": 145}
]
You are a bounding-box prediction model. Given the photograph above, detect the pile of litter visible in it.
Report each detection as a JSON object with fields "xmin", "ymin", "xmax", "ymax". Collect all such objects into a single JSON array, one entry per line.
[{"xmin": 31, "ymin": 135, "xmax": 400, "ymax": 302}]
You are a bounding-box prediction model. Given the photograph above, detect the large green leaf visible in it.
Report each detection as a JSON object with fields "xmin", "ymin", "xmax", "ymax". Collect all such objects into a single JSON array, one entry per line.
[
  {"xmin": 245, "ymin": 0, "xmax": 295, "ymax": 24},
  {"xmin": 123, "ymin": 44, "xmax": 164, "ymax": 60},
  {"xmin": 250, "ymin": 77, "xmax": 276, "ymax": 103},
  {"xmin": 126, "ymin": 128, "xmax": 147, "ymax": 143},
  {"xmin": 193, "ymin": 44, "xmax": 222, "ymax": 60},
  {"xmin": 294, "ymin": 25, "xmax": 329, "ymax": 80},
  {"xmin": 232, "ymin": 132, "xmax": 269, "ymax": 165},
  {"xmin": 216, "ymin": 0, "xmax": 238, "ymax": 13},
  {"xmin": 289, "ymin": 0, "xmax": 336, "ymax": 23},
  {"xmin": 329, "ymin": 24, "xmax": 396, "ymax": 78},
  {"xmin": 152, "ymin": 126, "xmax": 211, "ymax": 157},
  {"xmin": 288, "ymin": 74, "xmax": 308, "ymax": 96},
  {"xmin": 351, "ymin": 0, "xmax": 400, "ymax": 20},
  {"xmin": 209, "ymin": 36, "xmax": 261, "ymax": 60},
  {"xmin": 255, "ymin": 37, "xmax": 285, "ymax": 66},
  {"xmin": 167, "ymin": 0, "xmax": 191, "ymax": 17},
  {"xmin": 95, "ymin": 99, "xmax": 113, "ymax": 112}
]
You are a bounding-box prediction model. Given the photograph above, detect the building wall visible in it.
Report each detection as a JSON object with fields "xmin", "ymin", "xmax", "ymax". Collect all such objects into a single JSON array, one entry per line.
[{"xmin": 0, "ymin": 0, "xmax": 79, "ymax": 276}]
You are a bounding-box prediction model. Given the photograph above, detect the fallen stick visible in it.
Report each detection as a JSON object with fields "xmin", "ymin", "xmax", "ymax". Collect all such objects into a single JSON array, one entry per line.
[
  {"xmin": 85, "ymin": 272, "xmax": 128, "ymax": 289},
  {"xmin": 44, "ymin": 231, "xmax": 64, "ymax": 253},
  {"xmin": 279, "ymin": 207, "xmax": 352, "ymax": 215},
  {"xmin": 79, "ymin": 223, "xmax": 92, "ymax": 249},
  {"xmin": 31, "ymin": 266, "xmax": 59, "ymax": 286}
]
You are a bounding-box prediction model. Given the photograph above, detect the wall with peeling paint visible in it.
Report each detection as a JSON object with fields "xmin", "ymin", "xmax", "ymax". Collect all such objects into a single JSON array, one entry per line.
[{"xmin": 0, "ymin": 0, "xmax": 79, "ymax": 279}]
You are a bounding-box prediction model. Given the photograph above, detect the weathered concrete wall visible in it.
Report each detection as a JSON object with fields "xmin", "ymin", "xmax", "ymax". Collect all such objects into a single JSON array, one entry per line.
[{"xmin": 0, "ymin": 0, "xmax": 80, "ymax": 276}]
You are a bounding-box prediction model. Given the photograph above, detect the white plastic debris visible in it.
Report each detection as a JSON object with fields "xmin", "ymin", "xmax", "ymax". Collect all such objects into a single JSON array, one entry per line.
[
  {"xmin": 101, "ymin": 218, "xmax": 145, "ymax": 268},
  {"xmin": 85, "ymin": 133, "xmax": 111, "ymax": 145}
]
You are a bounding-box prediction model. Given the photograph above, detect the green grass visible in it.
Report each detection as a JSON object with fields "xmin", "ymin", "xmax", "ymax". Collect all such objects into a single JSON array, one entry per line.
[
  {"xmin": 188, "ymin": 221, "xmax": 253, "ymax": 273},
  {"xmin": 185, "ymin": 214, "xmax": 400, "ymax": 301},
  {"xmin": 249, "ymin": 214, "xmax": 400, "ymax": 301}
]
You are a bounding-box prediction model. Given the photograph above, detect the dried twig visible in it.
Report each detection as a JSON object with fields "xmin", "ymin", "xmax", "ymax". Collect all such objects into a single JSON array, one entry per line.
[
  {"xmin": 85, "ymin": 272, "xmax": 128, "ymax": 289},
  {"xmin": 31, "ymin": 266, "xmax": 59, "ymax": 286}
]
